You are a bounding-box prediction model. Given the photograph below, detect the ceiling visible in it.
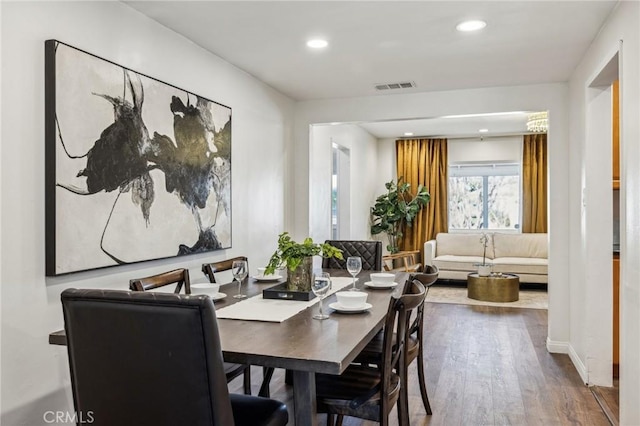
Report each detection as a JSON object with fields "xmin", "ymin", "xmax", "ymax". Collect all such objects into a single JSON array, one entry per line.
[
  {"xmin": 357, "ymin": 111, "xmax": 535, "ymax": 139},
  {"xmin": 126, "ymin": 0, "xmax": 617, "ymax": 138}
]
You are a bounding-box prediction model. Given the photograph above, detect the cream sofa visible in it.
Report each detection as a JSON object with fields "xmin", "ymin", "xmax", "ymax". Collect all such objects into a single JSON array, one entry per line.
[{"xmin": 423, "ymin": 232, "xmax": 548, "ymax": 284}]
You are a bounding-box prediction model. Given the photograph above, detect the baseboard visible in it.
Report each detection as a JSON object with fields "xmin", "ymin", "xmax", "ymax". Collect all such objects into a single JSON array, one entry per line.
[
  {"xmin": 547, "ymin": 338, "xmax": 588, "ymax": 385},
  {"xmin": 546, "ymin": 337, "xmax": 569, "ymax": 354},
  {"xmin": 569, "ymin": 344, "xmax": 589, "ymax": 385}
]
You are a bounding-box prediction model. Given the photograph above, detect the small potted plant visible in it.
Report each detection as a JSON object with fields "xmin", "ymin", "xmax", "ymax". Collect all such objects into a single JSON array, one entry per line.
[
  {"xmin": 265, "ymin": 232, "xmax": 343, "ymax": 292},
  {"xmin": 370, "ymin": 178, "xmax": 430, "ymax": 253},
  {"xmin": 477, "ymin": 233, "xmax": 492, "ymax": 276}
]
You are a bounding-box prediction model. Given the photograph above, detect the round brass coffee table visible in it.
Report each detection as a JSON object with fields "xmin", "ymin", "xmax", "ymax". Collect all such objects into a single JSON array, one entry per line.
[{"xmin": 467, "ymin": 273, "xmax": 519, "ymax": 302}]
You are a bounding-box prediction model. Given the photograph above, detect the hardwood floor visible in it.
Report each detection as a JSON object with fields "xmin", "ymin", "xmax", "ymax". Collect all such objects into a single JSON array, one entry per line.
[
  {"xmin": 229, "ymin": 302, "xmax": 611, "ymax": 425},
  {"xmin": 592, "ymin": 379, "xmax": 620, "ymax": 426}
]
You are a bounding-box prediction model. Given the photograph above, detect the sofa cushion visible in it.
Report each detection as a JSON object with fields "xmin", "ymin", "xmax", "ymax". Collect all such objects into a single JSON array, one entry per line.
[
  {"xmin": 436, "ymin": 233, "xmax": 494, "ymax": 259},
  {"xmin": 492, "ymin": 257, "xmax": 548, "ymax": 275},
  {"xmin": 493, "ymin": 233, "xmax": 547, "ymax": 258},
  {"xmin": 433, "ymin": 255, "xmax": 488, "ymax": 272}
]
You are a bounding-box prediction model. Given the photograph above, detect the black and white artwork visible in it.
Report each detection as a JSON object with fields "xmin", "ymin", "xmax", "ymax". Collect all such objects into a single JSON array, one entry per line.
[{"xmin": 45, "ymin": 40, "xmax": 231, "ymax": 275}]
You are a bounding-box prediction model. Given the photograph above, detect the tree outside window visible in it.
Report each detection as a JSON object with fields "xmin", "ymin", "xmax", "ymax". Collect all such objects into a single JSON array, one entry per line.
[{"xmin": 448, "ymin": 163, "xmax": 521, "ymax": 231}]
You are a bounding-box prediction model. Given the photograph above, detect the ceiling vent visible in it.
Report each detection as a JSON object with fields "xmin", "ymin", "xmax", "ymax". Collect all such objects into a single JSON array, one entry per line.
[{"xmin": 374, "ymin": 81, "xmax": 416, "ymax": 91}]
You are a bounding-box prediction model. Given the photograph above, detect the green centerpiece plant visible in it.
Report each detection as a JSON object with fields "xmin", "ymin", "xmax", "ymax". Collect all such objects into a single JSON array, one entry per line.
[
  {"xmin": 370, "ymin": 177, "xmax": 430, "ymax": 253},
  {"xmin": 265, "ymin": 232, "xmax": 343, "ymax": 291}
]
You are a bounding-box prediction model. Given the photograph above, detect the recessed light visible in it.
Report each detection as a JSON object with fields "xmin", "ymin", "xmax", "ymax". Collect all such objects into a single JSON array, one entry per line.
[
  {"xmin": 307, "ymin": 39, "xmax": 328, "ymax": 49},
  {"xmin": 479, "ymin": 129, "xmax": 489, "ymax": 133},
  {"xmin": 404, "ymin": 132, "xmax": 414, "ymax": 136},
  {"xmin": 456, "ymin": 20, "xmax": 487, "ymax": 32}
]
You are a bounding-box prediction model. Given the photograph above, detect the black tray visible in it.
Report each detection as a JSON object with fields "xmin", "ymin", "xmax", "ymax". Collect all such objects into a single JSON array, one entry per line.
[{"xmin": 263, "ymin": 282, "xmax": 316, "ymax": 301}]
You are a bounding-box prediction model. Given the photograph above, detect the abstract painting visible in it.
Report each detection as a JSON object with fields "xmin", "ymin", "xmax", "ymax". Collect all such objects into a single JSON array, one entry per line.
[{"xmin": 45, "ymin": 40, "xmax": 231, "ymax": 275}]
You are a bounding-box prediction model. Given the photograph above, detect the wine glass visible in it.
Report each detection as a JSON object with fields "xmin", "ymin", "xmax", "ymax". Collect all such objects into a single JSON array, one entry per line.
[
  {"xmin": 232, "ymin": 260, "xmax": 248, "ymax": 299},
  {"xmin": 346, "ymin": 256, "xmax": 362, "ymax": 291},
  {"xmin": 312, "ymin": 272, "xmax": 331, "ymax": 320}
]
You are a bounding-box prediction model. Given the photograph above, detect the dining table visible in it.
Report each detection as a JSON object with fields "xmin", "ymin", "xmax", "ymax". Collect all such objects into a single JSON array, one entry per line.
[{"xmin": 49, "ymin": 269, "xmax": 408, "ymax": 426}]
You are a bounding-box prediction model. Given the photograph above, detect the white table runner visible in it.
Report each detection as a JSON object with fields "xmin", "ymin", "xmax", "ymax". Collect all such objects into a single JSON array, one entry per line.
[{"xmin": 215, "ymin": 276, "xmax": 355, "ymax": 322}]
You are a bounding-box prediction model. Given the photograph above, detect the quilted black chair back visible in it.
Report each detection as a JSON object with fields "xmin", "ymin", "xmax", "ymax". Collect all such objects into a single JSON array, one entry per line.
[
  {"xmin": 61, "ymin": 289, "xmax": 288, "ymax": 426},
  {"xmin": 321, "ymin": 240, "xmax": 383, "ymax": 271}
]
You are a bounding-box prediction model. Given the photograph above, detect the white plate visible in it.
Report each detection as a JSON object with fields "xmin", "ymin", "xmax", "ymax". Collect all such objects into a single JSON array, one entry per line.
[
  {"xmin": 252, "ymin": 275, "xmax": 283, "ymax": 282},
  {"xmin": 329, "ymin": 302, "xmax": 372, "ymax": 313},
  {"xmin": 211, "ymin": 292, "xmax": 226, "ymax": 301},
  {"xmin": 364, "ymin": 281, "xmax": 398, "ymax": 289}
]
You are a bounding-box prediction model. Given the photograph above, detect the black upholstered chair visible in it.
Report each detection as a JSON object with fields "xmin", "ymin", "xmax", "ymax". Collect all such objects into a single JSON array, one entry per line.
[
  {"xmin": 61, "ymin": 289, "xmax": 288, "ymax": 426},
  {"xmin": 321, "ymin": 240, "xmax": 383, "ymax": 271},
  {"xmin": 355, "ymin": 265, "xmax": 439, "ymax": 417},
  {"xmin": 130, "ymin": 268, "xmax": 252, "ymax": 395},
  {"xmin": 315, "ymin": 279, "xmax": 426, "ymax": 425}
]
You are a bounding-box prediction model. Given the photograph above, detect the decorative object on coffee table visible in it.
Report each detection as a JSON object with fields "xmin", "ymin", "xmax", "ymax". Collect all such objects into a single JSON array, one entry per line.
[
  {"xmin": 476, "ymin": 233, "xmax": 492, "ymax": 276},
  {"xmin": 467, "ymin": 272, "xmax": 519, "ymax": 302},
  {"xmin": 265, "ymin": 232, "xmax": 343, "ymax": 292}
]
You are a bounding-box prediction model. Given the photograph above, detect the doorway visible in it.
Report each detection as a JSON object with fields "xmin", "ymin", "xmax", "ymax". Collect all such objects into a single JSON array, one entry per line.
[
  {"xmin": 584, "ymin": 51, "xmax": 620, "ymax": 424},
  {"xmin": 331, "ymin": 143, "xmax": 350, "ymax": 239}
]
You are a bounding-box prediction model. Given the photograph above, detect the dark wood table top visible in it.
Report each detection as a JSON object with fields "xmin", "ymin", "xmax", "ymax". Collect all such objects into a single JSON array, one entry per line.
[{"xmin": 218, "ymin": 269, "xmax": 406, "ymax": 375}]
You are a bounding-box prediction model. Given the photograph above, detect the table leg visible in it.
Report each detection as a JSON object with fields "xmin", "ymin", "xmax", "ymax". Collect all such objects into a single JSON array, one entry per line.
[{"xmin": 292, "ymin": 370, "xmax": 317, "ymax": 426}]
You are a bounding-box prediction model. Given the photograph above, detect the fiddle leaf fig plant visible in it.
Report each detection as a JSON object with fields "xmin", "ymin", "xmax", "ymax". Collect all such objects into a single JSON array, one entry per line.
[
  {"xmin": 370, "ymin": 177, "xmax": 430, "ymax": 253},
  {"xmin": 265, "ymin": 232, "xmax": 343, "ymax": 274}
]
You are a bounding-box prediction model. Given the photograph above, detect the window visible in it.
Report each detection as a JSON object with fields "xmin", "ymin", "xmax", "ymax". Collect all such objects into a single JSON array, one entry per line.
[{"xmin": 448, "ymin": 163, "xmax": 521, "ymax": 231}]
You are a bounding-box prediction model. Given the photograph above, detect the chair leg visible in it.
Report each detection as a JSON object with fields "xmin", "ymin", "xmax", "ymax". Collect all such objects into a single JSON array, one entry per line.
[
  {"xmin": 417, "ymin": 352, "xmax": 432, "ymax": 414},
  {"xmin": 284, "ymin": 368, "xmax": 293, "ymax": 385},
  {"xmin": 398, "ymin": 360, "xmax": 410, "ymax": 426},
  {"xmin": 243, "ymin": 365, "xmax": 252, "ymax": 395},
  {"xmin": 335, "ymin": 415, "xmax": 344, "ymax": 426},
  {"xmin": 326, "ymin": 413, "xmax": 335, "ymax": 426},
  {"xmin": 258, "ymin": 367, "xmax": 275, "ymax": 397}
]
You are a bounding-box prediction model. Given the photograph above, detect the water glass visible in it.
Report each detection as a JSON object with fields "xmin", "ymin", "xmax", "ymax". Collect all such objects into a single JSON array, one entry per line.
[
  {"xmin": 312, "ymin": 272, "xmax": 331, "ymax": 320},
  {"xmin": 232, "ymin": 260, "xmax": 248, "ymax": 299},
  {"xmin": 346, "ymin": 256, "xmax": 362, "ymax": 291}
]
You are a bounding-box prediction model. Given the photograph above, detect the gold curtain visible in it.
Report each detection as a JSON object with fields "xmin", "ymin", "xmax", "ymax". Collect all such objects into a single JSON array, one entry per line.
[
  {"xmin": 522, "ymin": 133, "xmax": 548, "ymax": 233},
  {"xmin": 396, "ymin": 138, "xmax": 448, "ymax": 252}
]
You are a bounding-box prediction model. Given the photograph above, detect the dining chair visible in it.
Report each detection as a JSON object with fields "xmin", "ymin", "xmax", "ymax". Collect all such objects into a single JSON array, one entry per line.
[
  {"xmin": 202, "ymin": 256, "xmax": 249, "ymax": 283},
  {"xmin": 315, "ymin": 279, "xmax": 427, "ymax": 425},
  {"xmin": 354, "ymin": 265, "xmax": 439, "ymax": 416},
  {"xmin": 129, "ymin": 268, "xmax": 191, "ymax": 294},
  {"xmin": 321, "ymin": 240, "xmax": 383, "ymax": 271},
  {"xmin": 60, "ymin": 288, "xmax": 289, "ymax": 426},
  {"xmin": 130, "ymin": 268, "xmax": 252, "ymax": 395},
  {"xmin": 381, "ymin": 250, "xmax": 422, "ymax": 273}
]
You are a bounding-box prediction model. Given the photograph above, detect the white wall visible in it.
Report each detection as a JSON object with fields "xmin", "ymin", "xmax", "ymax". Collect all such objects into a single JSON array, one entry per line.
[
  {"xmin": 448, "ymin": 136, "xmax": 523, "ymax": 163},
  {"xmin": 294, "ymin": 83, "xmax": 570, "ymax": 357},
  {"xmin": 567, "ymin": 1, "xmax": 640, "ymax": 423},
  {"xmin": 0, "ymin": 2, "xmax": 294, "ymax": 424},
  {"xmin": 375, "ymin": 138, "xmax": 397, "ymax": 190},
  {"xmin": 309, "ymin": 124, "xmax": 378, "ymax": 243}
]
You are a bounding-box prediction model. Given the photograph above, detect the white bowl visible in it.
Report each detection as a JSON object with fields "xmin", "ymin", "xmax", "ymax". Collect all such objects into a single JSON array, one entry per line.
[
  {"xmin": 191, "ymin": 283, "xmax": 220, "ymax": 296},
  {"xmin": 336, "ymin": 291, "xmax": 368, "ymax": 308},
  {"xmin": 257, "ymin": 267, "xmax": 279, "ymax": 279},
  {"xmin": 369, "ymin": 273, "xmax": 395, "ymax": 285}
]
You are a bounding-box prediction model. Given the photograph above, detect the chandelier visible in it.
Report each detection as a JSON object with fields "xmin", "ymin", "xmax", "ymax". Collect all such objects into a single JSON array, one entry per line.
[{"xmin": 526, "ymin": 111, "xmax": 548, "ymax": 133}]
